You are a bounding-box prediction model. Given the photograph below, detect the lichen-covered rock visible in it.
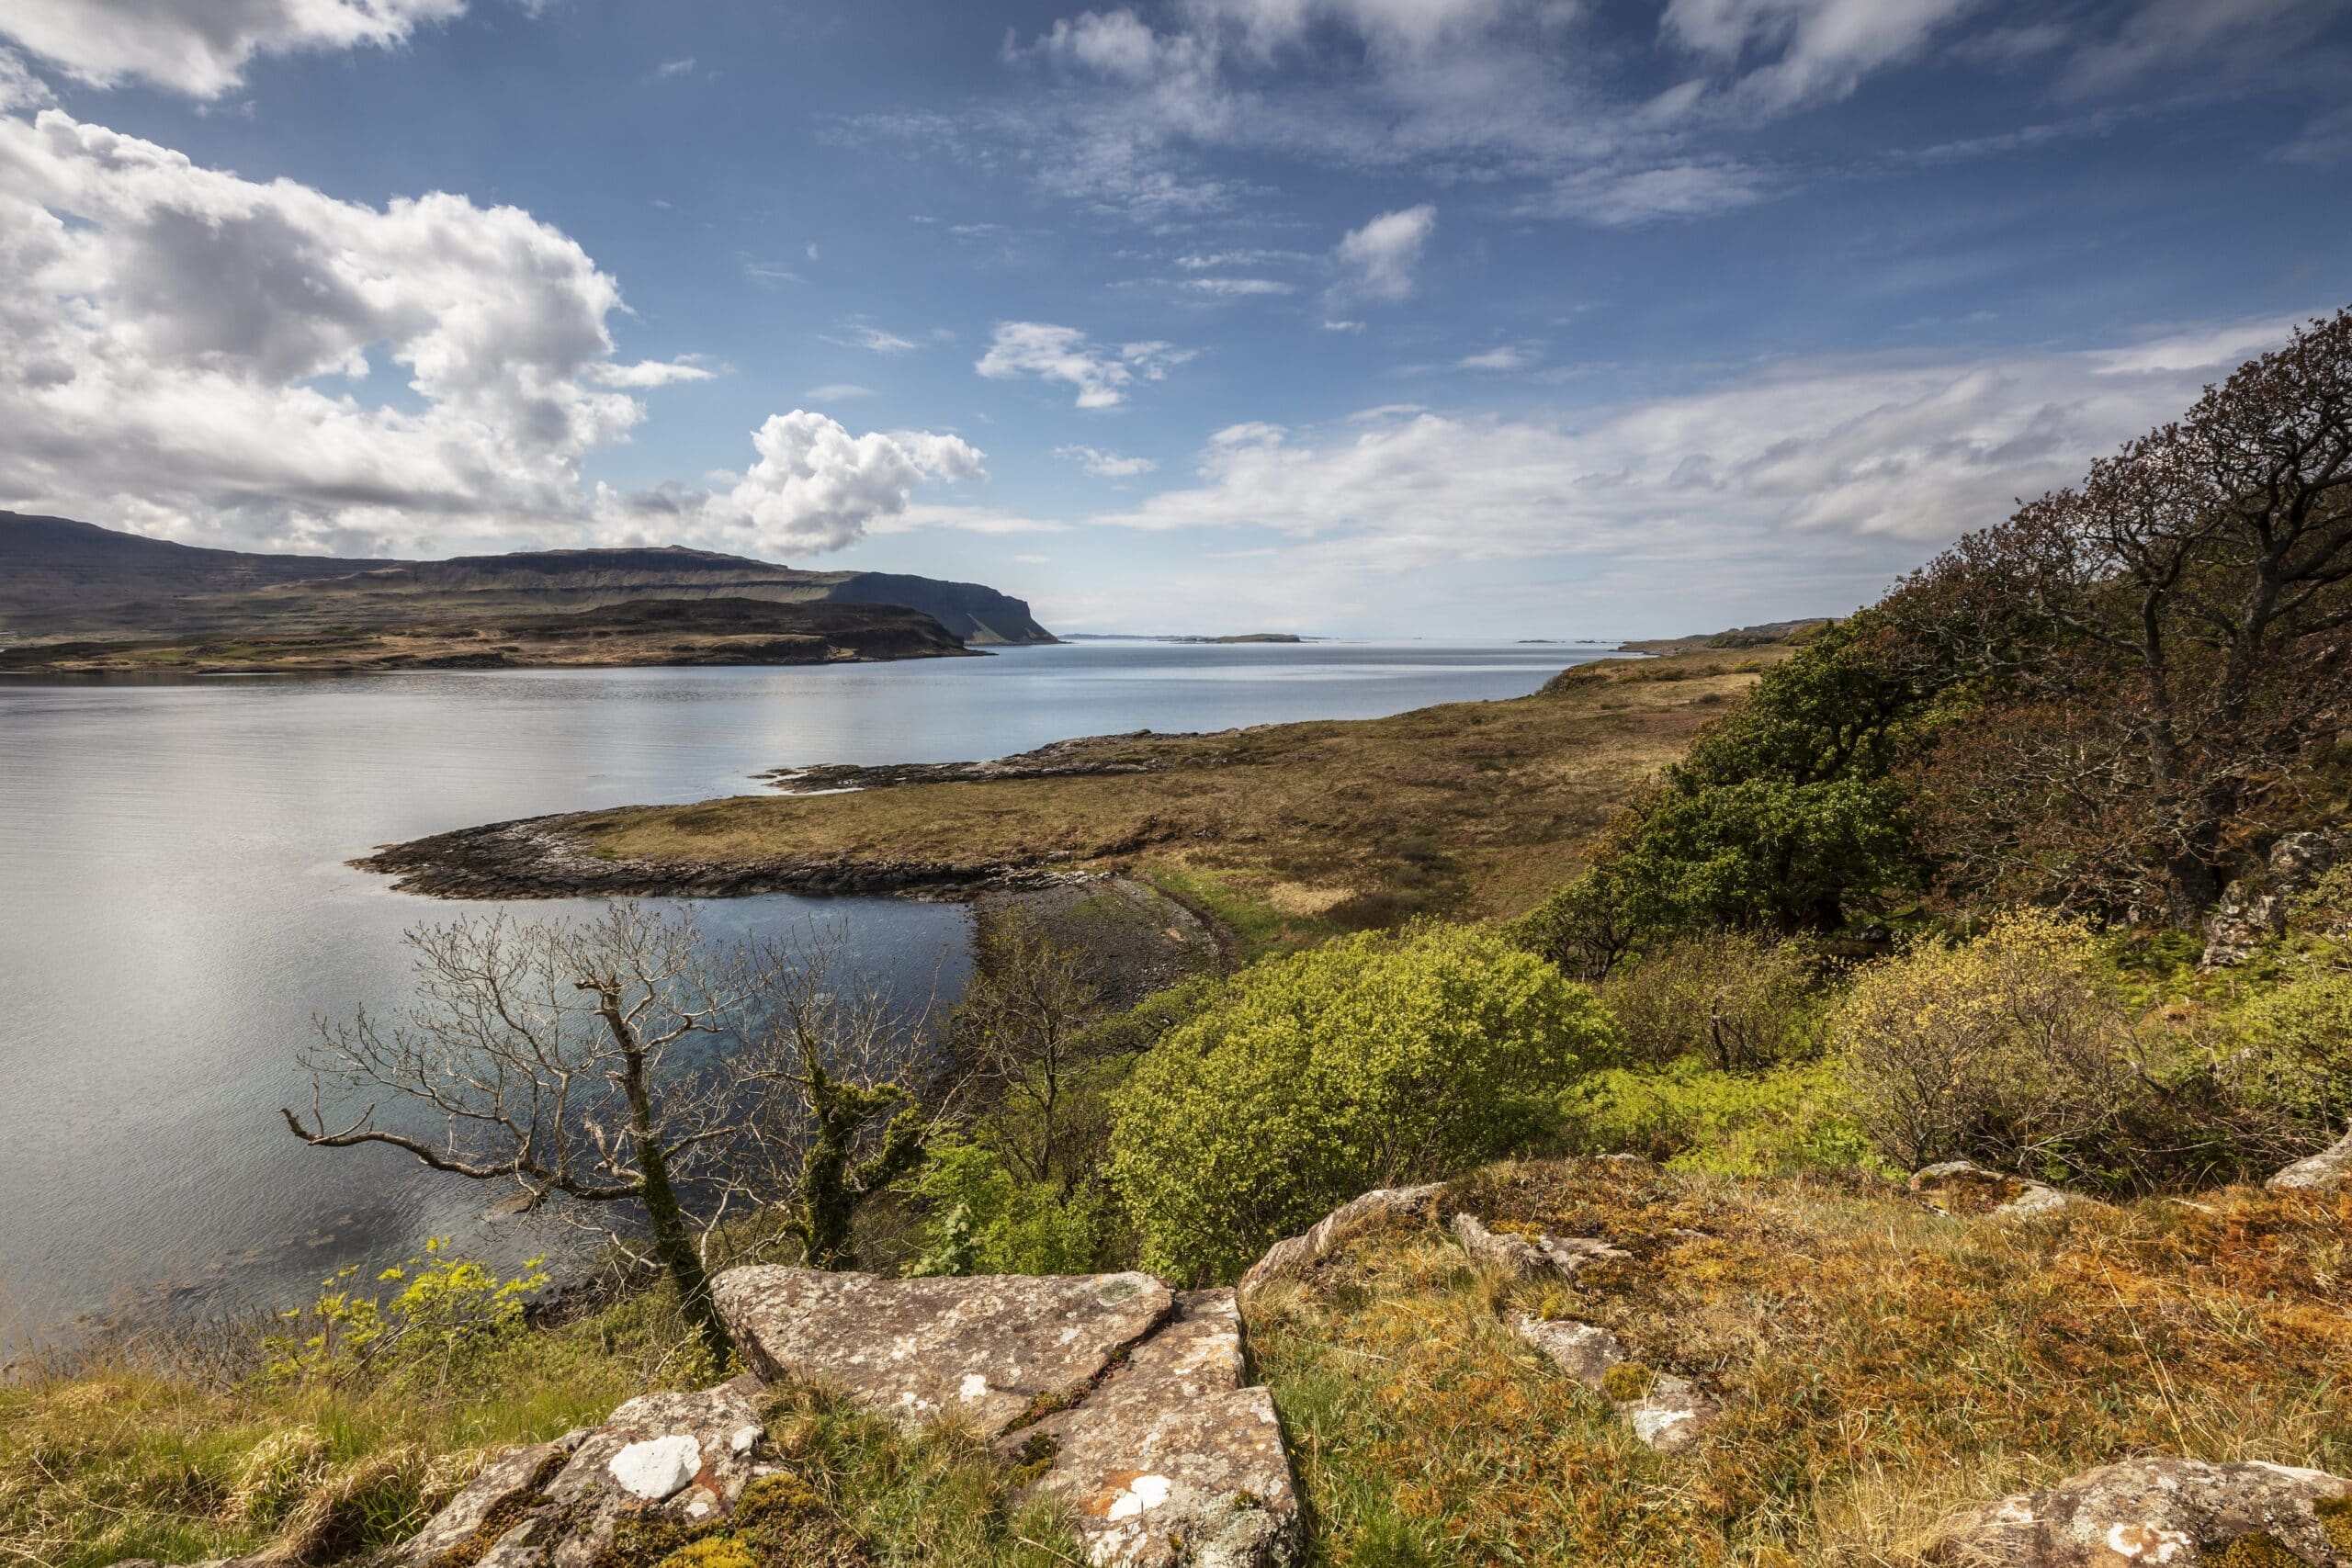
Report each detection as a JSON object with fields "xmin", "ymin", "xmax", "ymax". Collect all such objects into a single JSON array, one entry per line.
[
  {"xmin": 2270, "ymin": 1127, "xmax": 2352, "ymax": 1193},
  {"xmin": 713, "ymin": 1266, "xmax": 1173, "ymax": 1438},
  {"xmin": 1451, "ymin": 1212, "xmax": 1547, "ymax": 1276},
  {"xmin": 1919, "ymin": 1457, "xmax": 2352, "ymax": 1565},
  {"xmin": 400, "ymin": 1432, "xmax": 583, "ymax": 1566},
  {"xmin": 2204, "ymin": 830, "xmax": 2352, "ymax": 966},
  {"xmin": 1020, "ymin": 1290, "xmax": 1301, "ymax": 1567},
  {"xmin": 1511, "ymin": 1315, "xmax": 1718, "ymax": 1453},
  {"xmin": 1910, "ymin": 1160, "xmax": 2083, "ymax": 1221},
  {"xmin": 1235, "ymin": 1184, "xmax": 1442, "ymax": 1308}
]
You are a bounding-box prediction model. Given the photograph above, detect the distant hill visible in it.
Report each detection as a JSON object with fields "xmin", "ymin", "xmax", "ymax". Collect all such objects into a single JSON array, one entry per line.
[
  {"xmin": 0, "ymin": 513, "xmax": 1056, "ymax": 646},
  {"xmin": 1614, "ymin": 617, "xmax": 1831, "ymax": 656}
]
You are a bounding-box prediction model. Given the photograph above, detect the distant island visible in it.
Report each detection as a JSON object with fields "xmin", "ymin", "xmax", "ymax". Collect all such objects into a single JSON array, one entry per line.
[
  {"xmin": 1063, "ymin": 631, "xmax": 1314, "ymax": 643},
  {"xmin": 1170, "ymin": 632, "xmax": 1306, "ymax": 644},
  {"xmin": 0, "ymin": 512, "xmax": 1056, "ymax": 672}
]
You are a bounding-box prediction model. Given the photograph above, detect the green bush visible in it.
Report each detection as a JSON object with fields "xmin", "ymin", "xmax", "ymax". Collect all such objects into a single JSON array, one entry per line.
[
  {"xmin": 1600, "ymin": 931, "xmax": 1826, "ymax": 1070},
  {"xmin": 902, "ymin": 1142, "xmax": 1120, "ymax": 1278},
  {"xmin": 2236, "ymin": 970, "xmax": 2352, "ymax": 1135},
  {"xmin": 1566, "ymin": 1058, "xmax": 1883, "ymax": 1177},
  {"xmin": 1107, "ymin": 925, "xmax": 1614, "ymax": 1283}
]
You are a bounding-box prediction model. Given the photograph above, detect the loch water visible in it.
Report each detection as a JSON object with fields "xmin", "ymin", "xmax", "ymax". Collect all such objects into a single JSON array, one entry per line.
[{"xmin": 0, "ymin": 639, "xmax": 1602, "ymax": 1350}]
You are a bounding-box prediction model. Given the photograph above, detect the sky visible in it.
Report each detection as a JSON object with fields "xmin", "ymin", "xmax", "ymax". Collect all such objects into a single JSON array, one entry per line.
[{"xmin": 0, "ymin": 0, "xmax": 2347, "ymax": 637}]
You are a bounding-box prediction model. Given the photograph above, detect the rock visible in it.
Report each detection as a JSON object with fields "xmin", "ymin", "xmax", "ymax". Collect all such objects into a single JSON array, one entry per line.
[
  {"xmin": 606, "ymin": 1434, "xmax": 702, "ymax": 1500},
  {"xmin": 2270, "ymin": 1126, "xmax": 2352, "ymax": 1193},
  {"xmin": 1020, "ymin": 1290, "xmax": 1301, "ymax": 1567},
  {"xmin": 1919, "ymin": 1456, "xmax": 2352, "ymax": 1566},
  {"xmin": 1909, "ymin": 1160, "xmax": 2083, "ymax": 1221},
  {"xmin": 400, "ymin": 1432, "xmax": 584, "ymax": 1566},
  {"xmin": 2204, "ymin": 830, "xmax": 2352, "ymax": 966},
  {"xmin": 1512, "ymin": 1315, "xmax": 1719, "ymax": 1453},
  {"xmin": 544, "ymin": 1384, "xmax": 767, "ymax": 1566},
  {"xmin": 713, "ymin": 1266, "xmax": 1174, "ymax": 1438},
  {"xmin": 1451, "ymin": 1212, "xmax": 1547, "ymax": 1276},
  {"xmin": 1536, "ymin": 1234, "xmax": 1634, "ymax": 1280},
  {"xmin": 1235, "ymin": 1184, "xmax": 1442, "ymax": 1308}
]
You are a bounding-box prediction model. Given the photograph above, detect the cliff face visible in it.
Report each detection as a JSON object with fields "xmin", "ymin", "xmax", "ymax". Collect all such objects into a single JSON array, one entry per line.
[{"xmin": 0, "ymin": 513, "xmax": 1057, "ymax": 645}]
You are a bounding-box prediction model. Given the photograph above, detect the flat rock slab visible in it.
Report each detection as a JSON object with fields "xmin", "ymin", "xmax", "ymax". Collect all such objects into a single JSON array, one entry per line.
[
  {"xmin": 1909, "ymin": 1160, "xmax": 2084, "ymax": 1221},
  {"xmin": 715, "ymin": 1266, "xmax": 1174, "ymax": 1438},
  {"xmin": 1921, "ymin": 1457, "xmax": 2352, "ymax": 1566},
  {"xmin": 1237, "ymin": 1184, "xmax": 1442, "ymax": 1308},
  {"xmin": 1452, "ymin": 1212, "xmax": 1630, "ymax": 1282},
  {"xmin": 1020, "ymin": 1290, "xmax": 1301, "ymax": 1568},
  {"xmin": 2270, "ymin": 1127, "xmax": 2352, "ymax": 1192},
  {"xmin": 1513, "ymin": 1315, "xmax": 1718, "ymax": 1453}
]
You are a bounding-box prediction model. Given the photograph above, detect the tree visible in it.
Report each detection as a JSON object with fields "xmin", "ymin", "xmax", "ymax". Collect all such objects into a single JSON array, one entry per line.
[
  {"xmin": 284, "ymin": 905, "xmax": 936, "ymax": 1356},
  {"xmin": 945, "ymin": 909, "xmax": 1107, "ymax": 1187},
  {"xmin": 1896, "ymin": 307, "xmax": 2352, "ymax": 920}
]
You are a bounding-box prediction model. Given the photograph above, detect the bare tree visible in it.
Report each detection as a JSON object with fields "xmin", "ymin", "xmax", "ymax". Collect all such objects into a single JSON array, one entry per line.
[
  {"xmin": 283, "ymin": 904, "xmax": 940, "ymax": 1355},
  {"xmin": 946, "ymin": 909, "xmax": 1106, "ymax": 1187}
]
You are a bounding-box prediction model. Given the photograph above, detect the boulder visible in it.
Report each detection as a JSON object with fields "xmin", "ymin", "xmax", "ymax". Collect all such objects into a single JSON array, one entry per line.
[
  {"xmin": 399, "ymin": 1431, "xmax": 584, "ymax": 1566},
  {"xmin": 1235, "ymin": 1184, "xmax": 1442, "ymax": 1308},
  {"xmin": 2270, "ymin": 1126, "xmax": 2352, "ymax": 1193},
  {"xmin": 1919, "ymin": 1456, "xmax": 2352, "ymax": 1566},
  {"xmin": 713, "ymin": 1266, "xmax": 1174, "ymax": 1438},
  {"xmin": 1910, "ymin": 1160, "xmax": 2083, "ymax": 1221},
  {"xmin": 1512, "ymin": 1315, "xmax": 1718, "ymax": 1453},
  {"xmin": 1451, "ymin": 1212, "xmax": 1547, "ymax": 1276},
  {"xmin": 1019, "ymin": 1290, "xmax": 1301, "ymax": 1567},
  {"xmin": 2204, "ymin": 830, "xmax": 2352, "ymax": 966}
]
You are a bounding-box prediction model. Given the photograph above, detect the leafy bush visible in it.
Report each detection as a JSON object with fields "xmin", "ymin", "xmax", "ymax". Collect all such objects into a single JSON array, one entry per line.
[
  {"xmin": 265, "ymin": 1239, "xmax": 545, "ymax": 1391},
  {"xmin": 1599, "ymin": 931, "xmax": 1825, "ymax": 1070},
  {"xmin": 1566, "ymin": 1057, "xmax": 1883, "ymax": 1176},
  {"xmin": 2236, "ymin": 970, "xmax": 2352, "ymax": 1135},
  {"xmin": 1834, "ymin": 909, "xmax": 2202, "ymax": 1190},
  {"xmin": 1107, "ymin": 925, "xmax": 1614, "ymax": 1283},
  {"xmin": 1508, "ymin": 865, "xmax": 1636, "ymax": 982},
  {"xmin": 902, "ymin": 1142, "xmax": 1120, "ymax": 1278}
]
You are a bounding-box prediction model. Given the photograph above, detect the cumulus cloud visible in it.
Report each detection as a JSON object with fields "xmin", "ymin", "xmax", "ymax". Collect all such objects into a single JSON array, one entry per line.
[
  {"xmin": 1082, "ymin": 320, "xmax": 2311, "ymax": 622},
  {"xmin": 976, "ymin": 321, "xmax": 1193, "ymax": 408},
  {"xmin": 0, "ymin": 107, "xmax": 977, "ymax": 558},
  {"xmin": 698, "ymin": 412, "xmax": 982, "ymax": 555},
  {"xmin": 0, "ymin": 0, "xmax": 465, "ymax": 98},
  {"xmin": 1055, "ymin": 444, "xmax": 1159, "ymax": 477},
  {"xmin": 1331, "ymin": 204, "xmax": 1435, "ymax": 303}
]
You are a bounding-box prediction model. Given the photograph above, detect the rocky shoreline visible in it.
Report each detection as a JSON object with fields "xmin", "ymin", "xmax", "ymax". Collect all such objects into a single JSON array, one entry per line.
[
  {"xmin": 759, "ymin": 729, "xmax": 1171, "ymax": 793},
  {"xmin": 351, "ymin": 814, "xmax": 1080, "ymax": 900}
]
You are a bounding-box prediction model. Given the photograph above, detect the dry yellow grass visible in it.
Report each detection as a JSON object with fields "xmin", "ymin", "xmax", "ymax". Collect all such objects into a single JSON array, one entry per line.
[{"xmin": 1252, "ymin": 1157, "xmax": 2352, "ymax": 1566}]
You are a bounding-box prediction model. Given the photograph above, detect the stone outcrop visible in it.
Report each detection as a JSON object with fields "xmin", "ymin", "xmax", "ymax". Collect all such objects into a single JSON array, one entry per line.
[
  {"xmin": 1019, "ymin": 1290, "xmax": 1299, "ymax": 1568},
  {"xmin": 397, "ymin": 1433, "xmax": 583, "ymax": 1565},
  {"xmin": 1450, "ymin": 1212, "xmax": 1630, "ymax": 1281},
  {"xmin": 2203, "ymin": 829, "xmax": 2352, "ymax": 966},
  {"xmin": 1234, "ymin": 1183, "xmax": 1443, "ymax": 1308},
  {"xmin": 713, "ymin": 1266, "xmax": 1175, "ymax": 1438},
  {"xmin": 1909, "ymin": 1160, "xmax": 2085, "ymax": 1221},
  {"xmin": 2270, "ymin": 1126, "xmax": 2352, "ymax": 1193},
  {"xmin": 1512, "ymin": 1315, "xmax": 1720, "ymax": 1453},
  {"xmin": 1919, "ymin": 1457, "xmax": 2352, "ymax": 1566}
]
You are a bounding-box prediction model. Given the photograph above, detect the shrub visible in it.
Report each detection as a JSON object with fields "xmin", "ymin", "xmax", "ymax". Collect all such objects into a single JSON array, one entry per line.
[
  {"xmin": 1599, "ymin": 931, "xmax": 1825, "ymax": 1070},
  {"xmin": 2236, "ymin": 970, "xmax": 2352, "ymax": 1135},
  {"xmin": 902, "ymin": 1142, "xmax": 1120, "ymax": 1278},
  {"xmin": 1508, "ymin": 866, "xmax": 1636, "ymax": 982},
  {"xmin": 1837, "ymin": 909, "xmax": 2169, "ymax": 1188},
  {"xmin": 264, "ymin": 1239, "xmax": 545, "ymax": 1391},
  {"xmin": 1566, "ymin": 1058, "xmax": 1883, "ymax": 1177},
  {"xmin": 1107, "ymin": 925, "xmax": 1614, "ymax": 1283}
]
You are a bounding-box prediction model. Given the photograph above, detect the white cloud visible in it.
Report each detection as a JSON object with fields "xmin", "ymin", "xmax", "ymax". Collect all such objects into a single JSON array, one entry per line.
[
  {"xmin": 1177, "ymin": 247, "xmax": 1314, "ymax": 268},
  {"xmin": 2067, "ymin": 0, "xmax": 2342, "ymax": 93},
  {"xmin": 976, "ymin": 321, "xmax": 1193, "ymax": 409},
  {"xmin": 697, "ymin": 412, "xmax": 983, "ymax": 555},
  {"xmin": 0, "ymin": 107, "xmax": 975, "ymax": 558},
  {"xmin": 1522, "ymin": 159, "xmax": 1772, "ymax": 224},
  {"xmin": 1331, "ymin": 204, "xmax": 1435, "ymax": 304},
  {"xmin": 653, "ymin": 56, "xmax": 695, "ymax": 80},
  {"xmin": 827, "ymin": 321, "xmax": 921, "ymax": 354},
  {"xmin": 0, "ymin": 0, "xmax": 465, "ymax": 98},
  {"xmin": 0, "ymin": 50, "xmax": 54, "ymax": 111},
  {"xmin": 1660, "ymin": 0, "xmax": 1982, "ymax": 112},
  {"xmin": 1055, "ymin": 444, "xmax": 1159, "ymax": 477},
  {"xmin": 874, "ymin": 502, "xmax": 1069, "ymax": 536},
  {"xmin": 803, "ymin": 382, "xmax": 876, "ymax": 400},
  {"xmin": 1322, "ymin": 318, "xmax": 1366, "ymax": 333},
  {"xmin": 1084, "ymin": 321, "xmax": 2307, "ymax": 605},
  {"xmin": 1182, "ymin": 276, "xmax": 1294, "ymax": 296},
  {"xmin": 1456, "ymin": 342, "xmax": 1542, "ymax": 370}
]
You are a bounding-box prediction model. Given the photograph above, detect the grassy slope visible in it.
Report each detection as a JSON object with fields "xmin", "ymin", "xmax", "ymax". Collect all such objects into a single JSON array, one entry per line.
[
  {"xmin": 564, "ymin": 649, "xmax": 1784, "ymax": 958},
  {"xmin": 1258, "ymin": 1158, "xmax": 2352, "ymax": 1566}
]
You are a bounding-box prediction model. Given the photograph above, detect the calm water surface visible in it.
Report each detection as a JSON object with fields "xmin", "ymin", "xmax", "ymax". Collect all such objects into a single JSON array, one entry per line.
[{"xmin": 0, "ymin": 640, "xmax": 1600, "ymax": 1348}]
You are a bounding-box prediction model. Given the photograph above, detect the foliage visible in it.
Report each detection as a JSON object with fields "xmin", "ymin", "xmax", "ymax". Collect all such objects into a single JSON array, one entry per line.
[
  {"xmin": 1598, "ymin": 931, "xmax": 1826, "ymax": 1070},
  {"xmin": 947, "ymin": 909, "xmax": 1113, "ymax": 1186},
  {"xmin": 264, "ymin": 1239, "xmax": 547, "ymax": 1391},
  {"xmin": 1566, "ymin": 1058, "xmax": 1885, "ymax": 1177},
  {"xmin": 785, "ymin": 1061, "xmax": 928, "ymax": 1272},
  {"xmin": 901, "ymin": 1141, "xmax": 1119, "ymax": 1279},
  {"xmin": 2236, "ymin": 969, "xmax": 2352, "ymax": 1134},
  {"xmin": 1107, "ymin": 925, "xmax": 1614, "ymax": 1283},
  {"xmin": 1507, "ymin": 865, "xmax": 1637, "ymax": 982}
]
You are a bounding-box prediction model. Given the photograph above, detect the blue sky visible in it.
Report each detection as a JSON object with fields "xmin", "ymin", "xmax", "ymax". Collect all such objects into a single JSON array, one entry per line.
[{"xmin": 0, "ymin": 0, "xmax": 2346, "ymax": 637}]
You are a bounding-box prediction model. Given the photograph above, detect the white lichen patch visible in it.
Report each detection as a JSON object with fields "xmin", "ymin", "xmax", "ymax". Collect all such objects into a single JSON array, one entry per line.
[
  {"xmin": 608, "ymin": 1434, "xmax": 701, "ymax": 1500},
  {"xmin": 1106, "ymin": 1474, "xmax": 1173, "ymax": 1520},
  {"xmin": 959, "ymin": 1372, "xmax": 990, "ymax": 1402}
]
